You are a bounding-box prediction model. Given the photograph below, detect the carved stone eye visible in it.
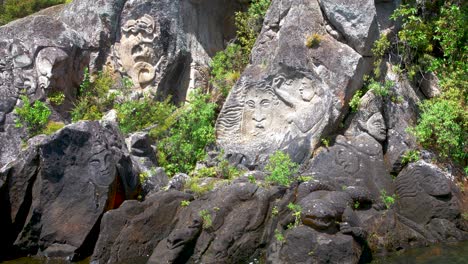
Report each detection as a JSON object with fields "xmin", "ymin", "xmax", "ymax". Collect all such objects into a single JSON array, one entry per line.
[
  {"xmin": 246, "ymin": 100, "xmax": 255, "ymax": 108},
  {"xmin": 260, "ymin": 99, "xmax": 270, "ymax": 107}
]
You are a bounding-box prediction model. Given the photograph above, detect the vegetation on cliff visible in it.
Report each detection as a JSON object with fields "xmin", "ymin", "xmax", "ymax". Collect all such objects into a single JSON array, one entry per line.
[
  {"xmin": 391, "ymin": 0, "xmax": 467, "ymax": 173},
  {"xmin": 0, "ymin": 0, "xmax": 70, "ymax": 26}
]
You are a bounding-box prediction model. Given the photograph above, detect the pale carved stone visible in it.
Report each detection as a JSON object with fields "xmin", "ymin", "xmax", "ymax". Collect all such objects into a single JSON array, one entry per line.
[
  {"xmin": 216, "ymin": 71, "xmax": 332, "ymax": 165},
  {"xmin": 115, "ymin": 15, "xmax": 164, "ymax": 91}
]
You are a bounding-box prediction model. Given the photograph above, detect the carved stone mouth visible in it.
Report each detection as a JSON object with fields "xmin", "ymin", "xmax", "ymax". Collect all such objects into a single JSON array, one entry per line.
[
  {"xmin": 255, "ymin": 123, "xmax": 264, "ymax": 129},
  {"xmin": 131, "ymin": 44, "xmax": 153, "ymax": 62}
]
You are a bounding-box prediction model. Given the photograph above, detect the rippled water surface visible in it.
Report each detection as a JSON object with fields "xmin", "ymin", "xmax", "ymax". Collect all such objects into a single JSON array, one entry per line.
[{"xmin": 372, "ymin": 241, "xmax": 468, "ymax": 264}]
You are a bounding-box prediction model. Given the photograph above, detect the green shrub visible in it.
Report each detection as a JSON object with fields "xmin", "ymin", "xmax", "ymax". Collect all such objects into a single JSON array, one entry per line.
[
  {"xmin": 199, "ymin": 209, "xmax": 213, "ymax": 229},
  {"xmin": 0, "ymin": 0, "xmax": 68, "ymax": 26},
  {"xmin": 274, "ymin": 229, "xmax": 285, "ymax": 242},
  {"xmin": 409, "ymin": 98, "xmax": 466, "ymax": 162},
  {"xmin": 180, "ymin": 200, "xmax": 191, "ymax": 207},
  {"xmin": 401, "ymin": 149, "xmax": 420, "ymax": 166},
  {"xmin": 186, "ymin": 178, "xmax": 215, "ymax": 196},
  {"xmin": 42, "ymin": 121, "xmax": 65, "ymax": 135},
  {"xmin": 349, "ymin": 89, "xmax": 364, "ymax": 112},
  {"xmin": 116, "ymin": 97, "xmax": 175, "ymax": 134},
  {"xmin": 235, "ymin": 0, "xmax": 270, "ymax": 57},
  {"xmin": 48, "ymin": 91, "xmax": 65, "ymax": 106},
  {"xmin": 14, "ymin": 95, "xmax": 51, "ymax": 136},
  {"xmin": 71, "ymin": 68, "xmax": 115, "ymax": 122},
  {"xmin": 265, "ymin": 151, "xmax": 299, "ymax": 186},
  {"xmin": 210, "ymin": 0, "xmax": 271, "ymax": 100},
  {"xmin": 157, "ymin": 89, "xmax": 217, "ymax": 176},
  {"xmin": 287, "ymin": 202, "xmax": 302, "ymax": 229},
  {"xmin": 380, "ymin": 190, "xmax": 396, "ymax": 209},
  {"xmin": 210, "ymin": 43, "xmax": 245, "ymax": 97},
  {"xmin": 305, "ymin": 33, "xmax": 321, "ymax": 48}
]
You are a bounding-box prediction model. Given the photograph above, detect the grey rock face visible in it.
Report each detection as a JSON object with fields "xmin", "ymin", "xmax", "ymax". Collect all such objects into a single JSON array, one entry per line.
[
  {"xmin": 91, "ymin": 190, "xmax": 192, "ymax": 264},
  {"xmin": 107, "ymin": 0, "xmax": 243, "ymax": 102},
  {"xmin": 395, "ymin": 161, "xmax": 461, "ymax": 228},
  {"xmin": 319, "ymin": 0, "xmax": 380, "ymax": 56},
  {"xmin": 0, "ymin": 121, "xmax": 139, "ymax": 260},
  {"xmin": 0, "ymin": 15, "xmax": 89, "ymax": 167},
  {"xmin": 216, "ymin": 0, "xmax": 372, "ymax": 167}
]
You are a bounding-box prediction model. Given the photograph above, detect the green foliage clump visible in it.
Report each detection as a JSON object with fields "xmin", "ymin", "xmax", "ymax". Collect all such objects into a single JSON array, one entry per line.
[
  {"xmin": 380, "ymin": 190, "xmax": 396, "ymax": 209},
  {"xmin": 180, "ymin": 200, "xmax": 191, "ymax": 207},
  {"xmin": 14, "ymin": 95, "xmax": 51, "ymax": 136},
  {"xmin": 265, "ymin": 151, "xmax": 299, "ymax": 186},
  {"xmin": 210, "ymin": 0, "xmax": 271, "ymax": 100},
  {"xmin": 199, "ymin": 209, "xmax": 213, "ymax": 229},
  {"xmin": 235, "ymin": 0, "xmax": 270, "ymax": 56},
  {"xmin": 274, "ymin": 229, "xmax": 285, "ymax": 242},
  {"xmin": 349, "ymin": 89, "xmax": 364, "ymax": 112},
  {"xmin": 409, "ymin": 98, "xmax": 466, "ymax": 162},
  {"xmin": 116, "ymin": 97, "xmax": 175, "ymax": 134},
  {"xmin": 210, "ymin": 44, "xmax": 245, "ymax": 97},
  {"xmin": 401, "ymin": 149, "xmax": 420, "ymax": 166},
  {"xmin": 156, "ymin": 89, "xmax": 217, "ymax": 176},
  {"xmin": 42, "ymin": 121, "xmax": 65, "ymax": 135},
  {"xmin": 0, "ymin": 0, "xmax": 68, "ymax": 26},
  {"xmin": 48, "ymin": 91, "xmax": 65, "ymax": 106},
  {"xmin": 71, "ymin": 68, "xmax": 115, "ymax": 122},
  {"xmin": 287, "ymin": 202, "xmax": 302, "ymax": 229},
  {"xmin": 305, "ymin": 33, "xmax": 322, "ymax": 48},
  {"xmin": 390, "ymin": 2, "xmax": 467, "ymax": 172},
  {"xmin": 185, "ymin": 177, "xmax": 215, "ymax": 196}
]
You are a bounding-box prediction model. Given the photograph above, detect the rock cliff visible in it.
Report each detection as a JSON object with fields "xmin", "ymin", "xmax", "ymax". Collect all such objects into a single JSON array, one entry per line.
[{"xmin": 0, "ymin": 0, "xmax": 466, "ymax": 263}]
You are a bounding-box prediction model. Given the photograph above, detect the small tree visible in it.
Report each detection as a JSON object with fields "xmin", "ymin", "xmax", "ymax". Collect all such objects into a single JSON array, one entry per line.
[
  {"xmin": 265, "ymin": 151, "xmax": 299, "ymax": 186},
  {"xmin": 15, "ymin": 95, "xmax": 51, "ymax": 136}
]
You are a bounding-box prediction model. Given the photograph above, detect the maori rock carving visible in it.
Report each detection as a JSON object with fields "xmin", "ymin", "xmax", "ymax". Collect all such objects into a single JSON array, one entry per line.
[
  {"xmin": 395, "ymin": 161, "xmax": 459, "ymax": 226},
  {"xmin": 216, "ymin": 72, "xmax": 332, "ymax": 165},
  {"xmin": 115, "ymin": 14, "xmax": 163, "ymax": 91}
]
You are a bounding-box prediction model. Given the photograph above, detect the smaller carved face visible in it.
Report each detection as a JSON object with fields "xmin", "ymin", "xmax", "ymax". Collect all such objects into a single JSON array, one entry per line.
[
  {"xmin": 243, "ymin": 89, "xmax": 276, "ymax": 135},
  {"xmin": 366, "ymin": 113, "xmax": 386, "ymax": 141},
  {"xmin": 88, "ymin": 144, "xmax": 115, "ymax": 186},
  {"xmin": 299, "ymin": 78, "xmax": 316, "ymax": 102},
  {"xmin": 335, "ymin": 147, "xmax": 360, "ymax": 174}
]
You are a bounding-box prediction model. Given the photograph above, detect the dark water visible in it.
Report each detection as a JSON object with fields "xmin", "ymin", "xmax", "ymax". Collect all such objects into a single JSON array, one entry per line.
[
  {"xmin": 3, "ymin": 242, "xmax": 468, "ymax": 264},
  {"xmin": 372, "ymin": 241, "xmax": 468, "ymax": 264},
  {"xmin": 1, "ymin": 257, "xmax": 89, "ymax": 264}
]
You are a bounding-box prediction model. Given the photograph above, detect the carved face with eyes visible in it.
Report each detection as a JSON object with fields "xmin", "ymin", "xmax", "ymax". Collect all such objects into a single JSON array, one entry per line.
[
  {"xmin": 242, "ymin": 88, "xmax": 276, "ymax": 136},
  {"xmin": 365, "ymin": 112, "xmax": 386, "ymax": 142},
  {"xmin": 298, "ymin": 78, "xmax": 316, "ymax": 102},
  {"xmin": 87, "ymin": 144, "xmax": 115, "ymax": 187}
]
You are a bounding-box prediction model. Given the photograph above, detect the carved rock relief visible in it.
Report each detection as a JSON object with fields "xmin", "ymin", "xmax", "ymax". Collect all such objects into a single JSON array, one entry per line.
[
  {"xmin": 216, "ymin": 71, "xmax": 332, "ymax": 164},
  {"xmin": 395, "ymin": 162, "xmax": 459, "ymax": 226},
  {"xmin": 114, "ymin": 15, "xmax": 165, "ymax": 92}
]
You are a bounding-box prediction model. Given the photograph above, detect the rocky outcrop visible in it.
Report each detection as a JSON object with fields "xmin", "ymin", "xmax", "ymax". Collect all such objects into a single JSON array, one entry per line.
[
  {"xmin": 0, "ymin": 15, "xmax": 88, "ymax": 167},
  {"xmin": 216, "ymin": 0, "xmax": 372, "ymax": 167},
  {"xmin": 0, "ymin": 121, "xmax": 139, "ymax": 261},
  {"xmin": 0, "ymin": 0, "xmax": 466, "ymax": 263}
]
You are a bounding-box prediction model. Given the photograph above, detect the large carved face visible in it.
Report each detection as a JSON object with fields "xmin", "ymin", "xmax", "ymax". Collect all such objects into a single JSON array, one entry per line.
[
  {"xmin": 117, "ymin": 15, "xmax": 158, "ymax": 89},
  {"xmin": 87, "ymin": 142, "xmax": 116, "ymax": 187},
  {"xmin": 242, "ymin": 88, "xmax": 277, "ymax": 137},
  {"xmin": 365, "ymin": 112, "xmax": 386, "ymax": 141}
]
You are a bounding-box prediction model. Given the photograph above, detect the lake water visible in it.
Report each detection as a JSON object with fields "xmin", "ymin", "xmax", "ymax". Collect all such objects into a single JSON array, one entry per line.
[
  {"xmin": 3, "ymin": 241, "xmax": 468, "ymax": 263},
  {"xmin": 371, "ymin": 241, "xmax": 468, "ymax": 264}
]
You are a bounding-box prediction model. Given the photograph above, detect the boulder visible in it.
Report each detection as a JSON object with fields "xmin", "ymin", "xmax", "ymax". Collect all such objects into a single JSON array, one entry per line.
[
  {"xmin": 0, "ymin": 15, "xmax": 89, "ymax": 167},
  {"xmin": 319, "ymin": 0, "xmax": 379, "ymax": 56},
  {"xmin": 267, "ymin": 226, "xmax": 362, "ymax": 264},
  {"xmin": 149, "ymin": 183, "xmax": 284, "ymax": 264},
  {"xmin": 10, "ymin": 121, "xmax": 138, "ymax": 260},
  {"xmin": 91, "ymin": 190, "xmax": 192, "ymax": 264}
]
